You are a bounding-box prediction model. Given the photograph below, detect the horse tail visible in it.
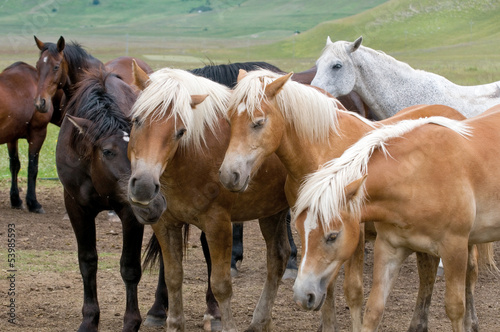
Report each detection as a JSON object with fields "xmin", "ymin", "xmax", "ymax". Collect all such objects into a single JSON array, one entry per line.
[
  {"xmin": 476, "ymin": 243, "xmax": 499, "ymax": 274},
  {"xmin": 142, "ymin": 223, "xmax": 191, "ymax": 271}
]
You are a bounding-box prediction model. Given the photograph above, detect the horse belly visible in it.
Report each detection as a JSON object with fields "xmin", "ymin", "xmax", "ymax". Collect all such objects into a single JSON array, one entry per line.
[{"xmin": 469, "ymin": 209, "xmax": 500, "ymax": 243}]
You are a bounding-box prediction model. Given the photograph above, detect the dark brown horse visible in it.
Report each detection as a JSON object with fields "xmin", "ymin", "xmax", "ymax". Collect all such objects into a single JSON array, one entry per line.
[
  {"xmin": 0, "ymin": 62, "xmax": 63, "ymax": 213},
  {"xmin": 56, "ymin": 68, "xmax": 152, "ymax": 331}
]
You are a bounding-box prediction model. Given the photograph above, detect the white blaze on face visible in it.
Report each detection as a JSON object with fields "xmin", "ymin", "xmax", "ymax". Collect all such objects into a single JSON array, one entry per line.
[
  {"xmin": 237, "ymin": 102, "xmax": 246, "ymax": 114},
  {"xmin": 299, "ymin": 211, "xmax": 319, "ymax": 271},
  {"xmin": 43, "ymin": 56, "xmax": 48, "ymax": 63},
  {"xmin": 123, "ymin": 131, "xmax": 130, "ymax": 142}
]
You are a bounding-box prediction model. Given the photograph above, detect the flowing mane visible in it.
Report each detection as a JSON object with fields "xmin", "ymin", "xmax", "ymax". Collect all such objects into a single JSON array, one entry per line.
[
  {"xmin": 67, "ymin": 69, "xmax": 134, "ymax": 159},
  {"xmin": 229, "ymin": 69, "xmax": 345, "ymax": 143},
  {"xmin": 131, "ymin": 68, "xmax": 231, "ymax": 151},
  {"xmin": 39, "ymin": 41, "xmax": 101, "ymax": 74},
  {"xmin": 294, "ymin": 117, "xmax": 472, "ymax": 232}
]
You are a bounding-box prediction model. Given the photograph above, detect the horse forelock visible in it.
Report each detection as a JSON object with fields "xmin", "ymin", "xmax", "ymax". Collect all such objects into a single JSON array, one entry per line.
[
  {"xmin": 131, "ymin": 68, "xmax": 231, "ymax": 151},
  {"xmin": 68, "ymin": 70, "xmax": 132, "ymax": 158},
  {"xmin": 294, "ymin": 116, "xmax": 472, "ymax": 233},
  {"xmin": 229, "ymin": 69, "xmax": 341, "ymax": 142}
]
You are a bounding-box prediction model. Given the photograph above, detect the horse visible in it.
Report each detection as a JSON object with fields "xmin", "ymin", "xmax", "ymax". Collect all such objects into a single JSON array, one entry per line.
[
  {"xmin": 105, "ymin": 56, "xmax": 154, "ymax": 86},
  {"xmin": 0, "ymin": 62, "xmax": 64, "ymax": 213},
  {"xmin": 127, "ymin": 66, "xmax": 292, "ymax": 332},
  {"xmin": 311, "ymin": 36, "xmax": 500, "ymax": 119},
  {"xmin": 292, "ymin": 105, "xmax": 500, "ymax": 331},
  {"xmin": 217, "ymin": 69, "xmax": 477, "ymax": 331}
]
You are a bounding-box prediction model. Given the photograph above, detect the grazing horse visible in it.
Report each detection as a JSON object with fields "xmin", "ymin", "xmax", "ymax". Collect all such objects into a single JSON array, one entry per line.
[
  {"xmin": 293, "ymin": 106, "xmax": 500, "ymax": 331},
  {"xmin": 311, "ymin": 36, "xmax": 500, "ymax": 119},
  {"xmin": 127, "ymin": 67, "xmax": 291, "ymax": 332},
  {"xmin": 218, "ymin": 69, "xmax": 473, "ymax": 331},
  {"xmin": 0, "ymin": 62, "xmax": 63, "ymax": 213}
]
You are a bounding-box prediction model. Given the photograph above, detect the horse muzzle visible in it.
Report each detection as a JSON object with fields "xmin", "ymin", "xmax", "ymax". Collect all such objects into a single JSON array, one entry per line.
[
  {"xmin": 129, "ymin": 194, "xmax": 167, "ymax": 225},
  {"xmin": 293, "ymin": 274, "xmax": 327, "ymax": 311},
  {"xmin": 34, "ymin": 96, "xmax": 51, "ymax": 113}
]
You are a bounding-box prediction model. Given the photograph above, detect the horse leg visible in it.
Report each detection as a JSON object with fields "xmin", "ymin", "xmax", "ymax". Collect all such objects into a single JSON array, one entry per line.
[
  {"xmin": 200, "ymin": 231, "xmax": 222, "ymax": 331},
  {"xmin": 464, "ymin": 245, "xmax": 479, "ymax": 332},
  {"xmin": 231, "ymin": 223, "xmax": 244, "ymax": 277},
  {"xmin": 26, "ymin": 128, "xmax": 47, "ymax": 213},
  {"xmin": 116, "ymin": 207, "xmax": 144, "ymax": 332},
  {"xmin": 203, "ymin": 213, "xmax": 236, "ymax": 332},
  {"xmin": 7, "ymin": 141, "xmax": 23, "ymax": 209},
  {"xmin": 247, "ymin": 209, "xmax": 290, "ymax": 332},
  {"xmin": 319, "ymin": 274, "xmax": 339, "ymax": 332},
  {"xmin": 64, "ymin": 191, "xmax": 101, "ymax": 332},
  {"xmin": 406, "ymin": 253, "xmax": 439, "ymax": 332},
  {"xmin": 152, "ymin": 217, "xmax": 187, "ymax": 332},
  {"xmin": 440, "ymin": 241, "xmax": 468, "ymax": 332},
  {"xmin": 363, "ymin": 236, "xmax": 411, "ymax": 331},
  {"xmin": 144, "ymin": 250, "xmax": 169, "ymax": 326},
  {"xmin": 342, "ymin": 223, "xmax": 365, "ymax": 332},
  {"xmin": 283, "ymin": 210, "xmax": 299, "ymax": 280}
]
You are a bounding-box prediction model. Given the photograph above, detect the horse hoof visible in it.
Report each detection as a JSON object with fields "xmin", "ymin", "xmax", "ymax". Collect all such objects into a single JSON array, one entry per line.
[
  {"xmin": 143, "ymin": 315, "xmax": 166, "ymax": 327},
  {"xmin": 11, "ymin": 203, "xmax": 25, "ymax": 210},
  {"xmin": 282, "ymin": 268, "xmax": 298, "ymax": 280},
  {"xmin": 204, "ymin": 314, "xmax": 222, "ymax": 332},
  {"xmin": 29, "ymin": 207, "xmax": 45, "ymax": 214},
  {"xmin": 231, "ymin": 267, "xmax": 239, "ymax": 278}
]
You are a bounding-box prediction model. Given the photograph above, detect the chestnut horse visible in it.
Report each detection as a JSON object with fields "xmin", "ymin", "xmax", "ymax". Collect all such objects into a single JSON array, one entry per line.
[
  {"xmin": 218, "ymin": 69, "xmax": 473, "ymax": 331},
  {"xmin": 0, "ymin": 62, "xmax": 63, "ymax": 213},
  {"xmin": 293, "ymin": 106, "xmax": 500, "ymax": 331},
  {"xmin": 127, "ymin": 67, "xmax": 291, "ymax": 331}
]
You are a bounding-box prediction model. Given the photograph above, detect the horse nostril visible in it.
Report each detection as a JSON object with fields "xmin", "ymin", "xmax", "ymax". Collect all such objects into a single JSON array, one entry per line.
[
  {"xmin": 41, "ymin": 99, "xmax": 46, "ymax": 107},
  {"xmin": 154, "ymin": 183, "xmax": 160, "ymax": 196},
  {"xmin": 232, "ymin": 172, "xmax": 240, "ymax": 185},
  {"xmin": 306, "ymin": 293, "xmax": 316, "ymax": 310}
]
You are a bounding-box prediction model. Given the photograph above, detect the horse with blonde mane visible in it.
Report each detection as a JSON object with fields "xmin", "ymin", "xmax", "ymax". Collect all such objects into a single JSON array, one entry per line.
[
  {"xmin": 311, "ymin": 36, "xmax": 500, "ymax": 119},
  {"xmin": 127, "ymin": 66, "xmax": 293, "ymax": 332},
  {"xmin": 218, "ymin": 69, "xmax": 481, "ymax": 331},
  {"xmin": 293, "ymin": 105, "xmax": 500, "ymax": 332}
]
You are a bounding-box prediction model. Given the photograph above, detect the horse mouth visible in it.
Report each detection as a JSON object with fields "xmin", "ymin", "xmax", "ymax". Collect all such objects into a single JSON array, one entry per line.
[
  {"xmin": 314, "ymin": 293, "xmax": 326, "ymax": 311},
  {"xmin": 129, "ymin": 194, "xmax": 167, "ymax": 225}
]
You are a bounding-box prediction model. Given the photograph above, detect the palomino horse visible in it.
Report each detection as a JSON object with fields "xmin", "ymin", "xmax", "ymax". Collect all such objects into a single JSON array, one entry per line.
[
  {"xmin": 311, "ymin": 36, "xmax": 500, "ymax": 119},
  {"xmin": 293, "ymin": 106, "xmax": 500, "ymax": 332},
  {"xmin": 127, "ymin": 67, "xmax": 291, "ymax": 332},
  {"xmin": 218, "ymin": 69, "xmax": 472, "ymax": 331},
  {"xmin": 0, "ymin": 62, "xmax": 63, "ymax": 213}
]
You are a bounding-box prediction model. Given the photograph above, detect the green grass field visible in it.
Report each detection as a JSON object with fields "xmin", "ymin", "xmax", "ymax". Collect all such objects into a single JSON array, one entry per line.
[{"xmin": 1, "ymin": 0, "xmax": 499, "ymax": 181}]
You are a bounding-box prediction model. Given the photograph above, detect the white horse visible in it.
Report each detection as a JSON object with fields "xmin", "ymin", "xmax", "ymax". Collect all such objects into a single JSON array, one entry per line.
[{"xmin": 311, "ymin": 36, "xmax": 500, "ymax": 119}]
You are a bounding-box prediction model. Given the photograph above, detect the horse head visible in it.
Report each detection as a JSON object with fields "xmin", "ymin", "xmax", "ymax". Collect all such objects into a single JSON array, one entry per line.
[
  {"xmin": 293, "ymin": 176, "xmax": 365, "ymax": 311},
  {"xmin": 34, "ymin": 36, "xmax": 69, "ymax": 113},
  {"xmin": 311, "ymin": 36, "xmax": 363, "ymax": 98},
  {"xmin": 128, "ymin": 64, "xmax": 217, "ymax": 224},
  {"xmin": 219, "ymin": 69, "xmax": 292, "ymax": 192}
]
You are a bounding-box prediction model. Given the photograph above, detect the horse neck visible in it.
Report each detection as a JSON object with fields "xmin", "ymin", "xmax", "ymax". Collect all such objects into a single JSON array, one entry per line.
[
  {"xmin": 276, "ymin": 111, "xmax": 373, "ymax": 200},
  {"xmin": 351, "ymin": 48, "xmax": 451, "ymax": 118}
]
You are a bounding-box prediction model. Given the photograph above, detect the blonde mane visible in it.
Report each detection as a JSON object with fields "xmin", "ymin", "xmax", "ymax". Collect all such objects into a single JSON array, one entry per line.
[
  {"xmin": 131, "ymin": 68, "xmax": 231, "ymax": 151},
  {"xmin": 294, "ymin": 116, "xmax": 472, "ymax": 232},
  {"xmin": 229, "ymin": 69, "xmax": 343, "ymax": 142}
]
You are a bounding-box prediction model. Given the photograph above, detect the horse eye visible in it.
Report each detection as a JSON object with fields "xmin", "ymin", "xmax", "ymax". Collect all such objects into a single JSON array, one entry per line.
[
  {"xmin": 176, "ymin": 128, "xmax": 186, "ymax": 139},
  {"xmin": 54, "ymin": 65, "xmax": 60, "ymax": 71},
  {"xmin": 102, "ymin": 149, "xmax": 115, "ymax": 158},
  {"xmin": 252, "ymin": 118, "xmax": 266, "ymax": 129},
  {"xmin": 326, "ymin": 232, "xmax": 339, "ymax": 244},
  {"xmin": 332, "ymin": 63, "xmax": 342, "ymax": 70}
]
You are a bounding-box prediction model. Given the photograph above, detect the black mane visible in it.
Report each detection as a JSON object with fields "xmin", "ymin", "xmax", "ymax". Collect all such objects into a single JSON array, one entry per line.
[
  {"xmin": 66, "ymin": 69, "xmax": 134, "ymax": 158},
  {"xmin": 190, "ymin": 61, "xmax": 284, "ymax": 88},
  {"xmin": 40, "ymin": 41, "xmax": 103, "ymax": 76}
]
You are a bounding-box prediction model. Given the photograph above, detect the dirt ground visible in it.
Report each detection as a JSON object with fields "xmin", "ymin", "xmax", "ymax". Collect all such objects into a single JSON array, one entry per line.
[{"xmin": 0, "ymin": 181, "xmax": 499, "ymax": 332}]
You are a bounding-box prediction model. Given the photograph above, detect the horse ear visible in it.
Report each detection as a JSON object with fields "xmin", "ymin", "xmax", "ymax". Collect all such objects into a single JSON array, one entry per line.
[
  {"xmin": 326, "ymin": 36, "xmax": 333, "ymax": 45},
  {"xmin": 344, "ymin": 175, "xmax": 367, "ymax": 201},
  {"xmin": 349, "ymin": 36, "xmax": 363, "ymax": 53},
  {"xmin": 237, "ymin": 69, "xmax": 248, "ymax": 82},
  {"xmin": 265, "ymin": 72, "xmax": 293, "ymax": 99},
  {"xmin": 34, "ymin": 36, "xmax": 45, "ymax": 50},
  {"xmin": 56, "ymin": 36, "xmax": 65, "ymax": 53},
  {"xmin": 190, "ymin": 94, "xmax": 209, "ymax": 109},
  {"xmin": 132, "ymin": 59, "xmax": 150, "ymax": 91},
  {"xmin": 67, "ymin": 115, "xmax": 92, "ymax": 135}
]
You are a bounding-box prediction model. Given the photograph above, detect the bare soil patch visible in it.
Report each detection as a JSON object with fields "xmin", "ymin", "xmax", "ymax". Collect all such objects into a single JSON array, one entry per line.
[{"xmin": 0, "ymin": 181, "xmax": 498, "ymax": 331}]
